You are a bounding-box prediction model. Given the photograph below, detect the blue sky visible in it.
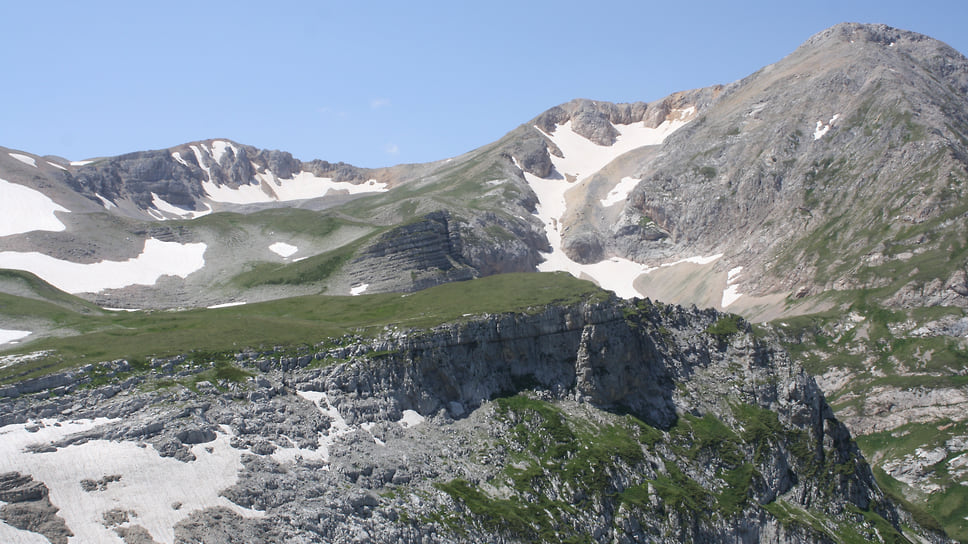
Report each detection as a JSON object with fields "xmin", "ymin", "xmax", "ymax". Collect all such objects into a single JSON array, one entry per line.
[{"xmin": 1, "ymin": 1, "xmax": 965, "ymax": 168}]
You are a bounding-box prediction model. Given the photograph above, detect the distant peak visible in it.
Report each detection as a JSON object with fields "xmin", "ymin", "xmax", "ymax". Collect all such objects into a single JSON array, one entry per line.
[{"xmin": 803, "ymin": 22, "xmax": 930, "ymax": 50}]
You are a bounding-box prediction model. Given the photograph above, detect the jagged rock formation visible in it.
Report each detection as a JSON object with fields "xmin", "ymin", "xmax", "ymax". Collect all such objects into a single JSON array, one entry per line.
[
  {"xmin": 0, "ymin": 472, "xmax": 73, "ymax": 544},
  {"xmin": 0, "ymin": 299, "xmax": 949, "ymax": 543}
]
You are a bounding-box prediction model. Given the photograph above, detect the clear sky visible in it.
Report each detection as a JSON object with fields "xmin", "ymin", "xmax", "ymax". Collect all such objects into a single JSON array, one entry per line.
[{"xmin": 1, "ymin": 1, "xmax": 966, "ymax": 168}]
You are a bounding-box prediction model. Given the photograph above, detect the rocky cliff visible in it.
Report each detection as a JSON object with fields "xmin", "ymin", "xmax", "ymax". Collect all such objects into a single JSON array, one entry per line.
[{"xmin": 0, "ymin": 298, "xmax": 948, "ymax": 543}]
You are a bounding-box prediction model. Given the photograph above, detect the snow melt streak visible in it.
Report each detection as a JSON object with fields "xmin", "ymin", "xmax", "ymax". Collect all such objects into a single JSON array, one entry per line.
[
  {"xmin": 0, "ymin": 239, "xmax": 206, "ymax": 293},
  {"xmin": 0, "ymin": 178, "xmax": 68, "ymax": 236}
]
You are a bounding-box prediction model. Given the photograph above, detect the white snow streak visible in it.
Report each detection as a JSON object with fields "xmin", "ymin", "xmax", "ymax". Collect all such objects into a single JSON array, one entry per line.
[
  {"xmin": 600, "ymin": 176, "xmax": 641, "ymax": 207},
  {"xmin": 0, "ymin": 329, "xmax": 30, "ymax": 345},
  {"xmin": 70, "ymin": 160, "xmax": 94, "ymax": 166},
  {"xmin": 0, "ymin": 239, "xmax": 207, "ymax": 293},
  {"xmin": 47, "ymin": 161, "xmax": 68, "ymax": 171},
  {"xmin": 207, "ymin": 301, "xmax": 247, "ymax": 309},
  {"xmin": 8, "ymin": 153, "xmax": 36, "ymax": 167},
  {"xmin": 95, "ymin": 193, "xmax": 116, "ymax": 210},
  {"xmin": 189, "ymin": 144, "xmax": 213, "ymax": 182},
  {"xmin": 350, "ymin": 283, "xmax": 369, "ymax": 296},
  {"xmin": 269, "ymin": 242, "xmax": 298, "ymax": 258},
  {"xmin": 0, "ymin": 419, "xmax": 261, "ymax": 544},
  {"xmin": 0, "ymin": 178, "xmax": 68, "ymax": 236},
  {"xmin": 150, "ymin": 193, "xmax": 212, "ymax": 219}
]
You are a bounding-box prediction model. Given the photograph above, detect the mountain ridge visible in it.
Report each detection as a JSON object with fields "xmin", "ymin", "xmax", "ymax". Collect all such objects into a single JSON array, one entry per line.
[{"xmin": 3, "ymin": 21, "xmax": 968, "ymax": 539}]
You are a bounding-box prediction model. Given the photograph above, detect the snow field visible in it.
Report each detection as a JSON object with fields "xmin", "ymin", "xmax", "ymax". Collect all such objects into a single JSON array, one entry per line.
[
  {"xmin": 350, "ymin": 283, "xmax": 369, "ymax": 296},
  {"xmin": 0, "ymin": 418, "xmax": 261, "ymax": 544},
  {"xmin": 0, "ymin": 239, "xmax": 207, "ymax": 293},
  {"xmin": 0, "ymin": 329, "xmax": 30, "ymax": 345},
  {"xmin": 536, "ymin": 116, "xmax": 689, "ymax": 184},
  {"xmin": 524, "ymin": 110, "xmax": 702, "ymax": 299},
  {"xmin": 269, "ymin": 242, "xmax": 298, "ymax": 258},
  {"xmin": 0, "ymin": 178, "xmax": 69, "ymax": 236}
]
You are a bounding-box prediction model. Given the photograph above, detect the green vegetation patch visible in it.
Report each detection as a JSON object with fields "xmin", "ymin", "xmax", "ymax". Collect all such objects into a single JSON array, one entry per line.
[
  {"xmin": 705, "ymin": 314, "xmax": 742, "ymax": 338},
  {"xmin": 0, "ymin": 272, "xmax": 608, "ymax": 384}
]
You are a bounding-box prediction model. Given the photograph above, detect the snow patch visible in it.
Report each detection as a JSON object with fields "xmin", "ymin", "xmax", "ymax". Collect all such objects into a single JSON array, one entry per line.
[
  {"xmin": 722, "ymin": 266, "xmax": 743, "ymax": 307},
  {"xmin": 70, "ymin": 160, "xmax": 94, "ymax": 166},
  {"xmin": 0, "ymin": 418, "xmax": 261, "ymax": 544},
  {"xmin": 171, "ymin": 151, "xmax": 190, "ymax": 167},
  {"xmin": 0, "ymin": 238, "xmax": 207, "ymax": 293},
  {"xmin": 350, "ymin": 284, "xmax": 369, "ymax": 296},
  {"xmin": 0, "ymin": 178, "xmax": 68, "ymax": 236},
  {"xmin": 0, "ymin": 329, "xmax": 30, "ymax": 345},
  {"xmin": 269, "ymin": 242, "xmax": 298, "ymax": 258},
  {"xmin": 150, "ymin": 193, "xmax": 212, "ymax": 219},
  {"xmin": 46, "ymin": 161, "xmax": 68, "ymax": 171},
  {"xmin": 8, "ymin": 153, "xmax": 37, "ymax": 167},
  {"xmin": 211, "ymin": 140, "xmax": 237, "ymax": 164},
  {"xmin": 813, "ymin": 114, "xmax": 840, "ymax": 140},
  {"xmin": 95, "ymin": 193, "xmax": 116, "ymax": 210},
  {"xmin": 398, "ymin": 410, "xmax": 425, "ymax": 428},
  {"xmin": 202, "ymin": 166, "xmax": 388, "ymax": 204},
  {"xmin": 295, "ymin": 391, "xmax": 360, "ymax": 463},
  {"xmin": 600, "ymin": 176, "xmax": 641, "ymax": 207}
]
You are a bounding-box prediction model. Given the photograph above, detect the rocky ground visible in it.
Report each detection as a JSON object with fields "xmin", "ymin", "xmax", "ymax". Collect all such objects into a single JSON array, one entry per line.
[{"xmin": 0, "ymin": 299, "xmax": 951, "ymax": 543}]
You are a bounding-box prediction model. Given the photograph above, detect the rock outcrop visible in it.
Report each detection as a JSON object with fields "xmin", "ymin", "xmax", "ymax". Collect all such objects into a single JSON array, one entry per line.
[{"xmin": 0, "ymin": 298, "xmax": 950, "ymax": 543}]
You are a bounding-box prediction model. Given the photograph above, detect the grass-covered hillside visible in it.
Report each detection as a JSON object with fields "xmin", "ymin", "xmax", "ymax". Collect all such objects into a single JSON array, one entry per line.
[{"xmin": 0, "ymin": 271, "xmax": 608, "ymax": 385}]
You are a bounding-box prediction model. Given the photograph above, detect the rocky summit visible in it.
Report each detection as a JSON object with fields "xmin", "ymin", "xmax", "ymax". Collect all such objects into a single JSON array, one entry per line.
[{"xmin": 2, "ymin": 21, "xmax": 968, "ymax": 542}]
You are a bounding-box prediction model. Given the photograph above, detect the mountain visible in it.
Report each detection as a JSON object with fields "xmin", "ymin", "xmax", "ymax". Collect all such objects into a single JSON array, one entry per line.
[
  {"xmin": 2, "ymin": 21, "xmax": 968, "ymax": 541},
  {"xmin": 0, "ymin": 286, "xmax": 950, "ymax": 543}
]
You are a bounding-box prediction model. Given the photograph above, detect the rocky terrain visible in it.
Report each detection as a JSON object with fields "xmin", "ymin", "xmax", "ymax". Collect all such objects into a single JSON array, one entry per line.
[
  {"xmin": 2, "ymin": 21, "xmax": 968, "ymax": 541},
  {"xmin": 0, "ymin": 297, "xmax": 949, "ymax": 543}
]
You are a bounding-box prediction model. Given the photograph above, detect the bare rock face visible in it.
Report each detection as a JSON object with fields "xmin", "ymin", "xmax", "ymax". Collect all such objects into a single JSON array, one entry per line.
[{"xmin": 0, "ymin": 472, "xmax": 73, "ymax": 544}]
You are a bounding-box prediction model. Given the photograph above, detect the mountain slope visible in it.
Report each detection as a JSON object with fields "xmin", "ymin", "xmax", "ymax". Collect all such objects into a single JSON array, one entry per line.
[
  {"xmin": 3, "ymin": 21, "xmax": 968, "ymax": 540},
  {"xmin": 0, "ymin": 290, "xmax": 950, "ymax": 543}
]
